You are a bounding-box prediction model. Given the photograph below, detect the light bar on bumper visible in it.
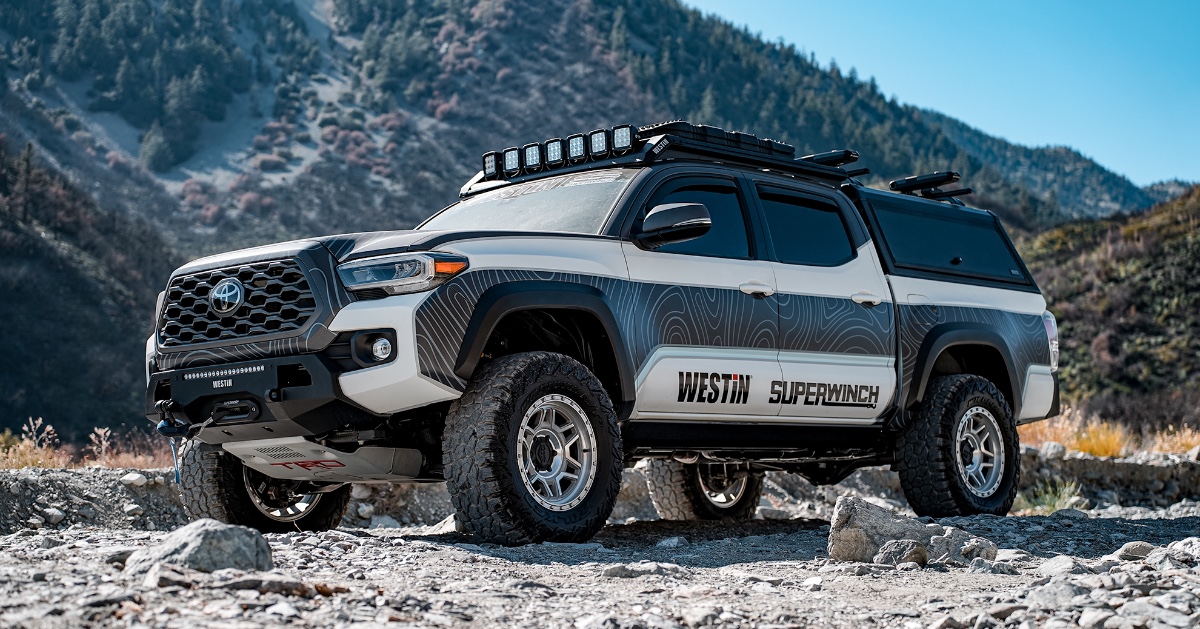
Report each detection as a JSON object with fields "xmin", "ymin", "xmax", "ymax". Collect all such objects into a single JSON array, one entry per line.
[{"xmin": 337, "ymin": 253, "xmax": 468, "ymax": 295}]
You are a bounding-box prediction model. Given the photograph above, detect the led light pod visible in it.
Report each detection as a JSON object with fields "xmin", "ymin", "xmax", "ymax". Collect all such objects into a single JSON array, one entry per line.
[
  {"xmin": 544, "ymin": 138, "xmax": 565, "ymax": 167},
  {"xmin": 611, "ymin": 124, "xmax": 635, "ymax": 154},
  {"xmin": 588, "ymin": 128, "xmax": 609, "ymax": 158},
  {"xmin": 481, "ymin": 151, "xmax": 499, "ymax": 179},
  {"xmin": 567, "ymin": 134, "xmax": 587, "ymax": 163},
  {"xmin": 522, "ymin": 142, "xmax": 543, "ymax": 172},
  {"xmin": 502, "ymin": 147, "xmax": 521, "ymax": 177}
]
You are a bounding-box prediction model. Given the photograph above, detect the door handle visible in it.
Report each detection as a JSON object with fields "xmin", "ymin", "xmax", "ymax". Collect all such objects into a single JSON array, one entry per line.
[
  {"xmin": 851, "ymin": 291, "xmax": 882, "ymax": 307},
  {"xmin": 739, "ymin": 281, "xmax": 775, "ymax": 298}
]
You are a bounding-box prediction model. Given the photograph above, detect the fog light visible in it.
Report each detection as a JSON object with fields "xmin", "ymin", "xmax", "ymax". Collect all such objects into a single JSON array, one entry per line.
[{"xmin": 371, "ymin": 338, "xmax": 393, "ymax": 361}]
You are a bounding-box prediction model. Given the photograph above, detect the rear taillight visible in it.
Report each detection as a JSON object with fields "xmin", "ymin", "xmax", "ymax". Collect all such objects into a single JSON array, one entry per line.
[{"xmin": 1042, "ymin": 311, "xmax": 1059, "ymax": 373}]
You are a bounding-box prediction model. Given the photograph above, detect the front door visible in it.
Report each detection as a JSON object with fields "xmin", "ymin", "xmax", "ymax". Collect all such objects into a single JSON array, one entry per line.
[
  {"xmin": 751, "ymin": 182, "xmax": 898, "ymax": 423},
  {"xmin": 623, "ymin": 175, "xmax": 782, "ymax": 420}
]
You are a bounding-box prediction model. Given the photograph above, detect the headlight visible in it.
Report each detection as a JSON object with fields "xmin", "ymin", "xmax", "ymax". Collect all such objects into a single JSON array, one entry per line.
[{"xmin": 337, "ymin": 253, "xmax": 468, "ymax": 295}]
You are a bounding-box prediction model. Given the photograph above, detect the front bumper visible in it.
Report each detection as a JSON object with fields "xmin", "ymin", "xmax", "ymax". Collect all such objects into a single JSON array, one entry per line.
[{"xmin": 145, "ymin": 353, "xmax": 381, "ymax": 445}]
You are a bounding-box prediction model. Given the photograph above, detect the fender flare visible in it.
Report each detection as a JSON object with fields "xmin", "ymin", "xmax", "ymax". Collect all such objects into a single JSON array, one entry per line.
[
  {"xmin": 907, "ymin": 323, "xmax": 1022, "ymax": 417},
  {"xmin": 451, "ymin": 280, "xmax": 636, "ymax": 413}
]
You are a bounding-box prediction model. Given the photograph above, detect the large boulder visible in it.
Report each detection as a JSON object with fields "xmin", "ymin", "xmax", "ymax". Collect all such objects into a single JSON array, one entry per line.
[
  {"xmin": 827, "ymin": 496, "xmax": 996, "ymax": 564},
  {"xmin": 124, "ymin": 519, "xmax": 273, "ymax": 575}
]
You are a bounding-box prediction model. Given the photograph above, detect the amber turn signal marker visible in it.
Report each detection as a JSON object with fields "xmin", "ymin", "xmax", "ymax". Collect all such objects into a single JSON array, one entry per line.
[{"xmin": 434, "ymin": 260, "xmax": 467, "ymax": 275}]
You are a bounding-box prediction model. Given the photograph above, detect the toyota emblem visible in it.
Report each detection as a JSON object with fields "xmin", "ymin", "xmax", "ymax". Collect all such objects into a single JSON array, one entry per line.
[{"xmin": 209, "ymin": 278, "xmax": 245, "ymax": 315}]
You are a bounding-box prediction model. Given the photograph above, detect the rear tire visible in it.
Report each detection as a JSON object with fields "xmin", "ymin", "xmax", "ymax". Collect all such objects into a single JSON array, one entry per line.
[
  {"xmin": 895, "ymin": 374, "xmax": 1020, "ymax": 517},
  {"xmin": 178, "ymin": 439, "xmax": 351, "ymax": 533},
  {"xmin": 643, "ymin": 460, "xmax": 763, "ymax": 521},
  {"xmin": 443, "ymin": 351, "xmax": 623, "ymax": 545}
]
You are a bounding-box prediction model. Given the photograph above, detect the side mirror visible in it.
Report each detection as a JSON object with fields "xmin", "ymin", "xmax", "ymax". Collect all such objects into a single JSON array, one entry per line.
[{"xmin": 634, "ymin": 202, "xmax": 711, "ymax": 249}]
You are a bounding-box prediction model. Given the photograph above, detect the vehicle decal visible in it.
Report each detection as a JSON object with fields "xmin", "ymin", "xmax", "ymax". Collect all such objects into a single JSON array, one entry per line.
[
  {"xmin": 896, "ymin": 303, "xmax": 1051, "ymax": 408},
  {"xmin": 412, "ymin": 269, "xmax": 896, "ymax": 392},
  {"xmin": 677, "ymin": 372, "xmax": 751, "ymax": 404},
  {"xmin": 769, "ymin": 380, "xmax": 880, "ymax": 408}
]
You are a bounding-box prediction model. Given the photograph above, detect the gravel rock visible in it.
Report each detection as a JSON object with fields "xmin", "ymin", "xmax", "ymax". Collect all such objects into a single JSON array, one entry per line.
[
  {"xmin": 123, "ymin": 503, "xmax": 144, "ymax": 516},
  {"xmin": 119, "ymin": 472, "xmax": 148, "ymax": 487},
  {"xmin": 656, "ymin": 536, "xmax": 689, "ymax": 548},
  {"xmin": 873, "ymin": 539, "xmax": 928, "ymax": 566},
  {"xmin": 828, "ymin": 496, "xmax": 995, "ymax": 563},
  {"xmin": 1036, "ymin": 554, "xmax": 1091, "ymax": 576},
  {"xmin": 369, "ymin": 514, "xmax": 401, "ymax": 528},
  {"xmin": 1077, "ymin": 608, "xmax": 1114, "ymax": 628},
  {"xmin": 1115, "ymin": 540, "xmax": 1155, "ymax": 560},
  {"xmin": 41, "ymin": 507, "xmax": 65, "ymax": 525},
  {"xmin": 2, "ymin": 464, "xmax": 1200, "ymax": 628},
  {"xmin": 601, "ymin": 561, "xmax": 685, "ymax": 578},
  {"xmin": 1040, "ymin": 441, "xmax": 1067, "ymax": 460},
  {"xmin": 1025, "ymin": 582, "xmax": 1089, "ymax": 607},
  {"xmin": 1117, "ymin": 598, "xmax": 1193, "ymax": 627},
  {"xmin": 124, "ymin": 518, "xmax": 273, "ymax": 575}
]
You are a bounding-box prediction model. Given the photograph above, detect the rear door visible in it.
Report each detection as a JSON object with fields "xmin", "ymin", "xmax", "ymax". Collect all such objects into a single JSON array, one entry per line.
[
  {"xmin": 622, "ymin": 172, "xmax": 782, "ymax": 419},
  {"xmin": 749, "ymin": 180, "xmax": 898, "ymax": 423}
]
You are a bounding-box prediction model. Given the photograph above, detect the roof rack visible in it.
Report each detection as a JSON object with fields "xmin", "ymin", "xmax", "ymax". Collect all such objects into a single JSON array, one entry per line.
[
  {"xmin": 637, "ymin": 121, "xmax": 848, "ymax": 183},
  {"xmin": 463, "ymin": 120, "xmax": 854, "ymax": 196},
  {"xmin": 888, "ymin": 171, "xmax": 973, "ymax": 205}
]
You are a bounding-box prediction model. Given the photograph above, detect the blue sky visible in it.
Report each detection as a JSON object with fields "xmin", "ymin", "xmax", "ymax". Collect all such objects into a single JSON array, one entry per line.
[{"xmin": 684, "ymin": 0, "xmax": 1198, "ymax": 186}]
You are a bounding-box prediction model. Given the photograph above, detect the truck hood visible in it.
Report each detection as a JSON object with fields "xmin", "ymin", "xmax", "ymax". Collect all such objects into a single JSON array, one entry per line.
[{"xmin": 175, "ymin": 229, "xmax": 546, "ymax": 276}]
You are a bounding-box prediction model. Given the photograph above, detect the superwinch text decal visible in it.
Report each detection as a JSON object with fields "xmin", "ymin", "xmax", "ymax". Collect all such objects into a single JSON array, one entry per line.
[{"xmin": 769, "ymin": 381, "xmax": 879, "ymax": 409}]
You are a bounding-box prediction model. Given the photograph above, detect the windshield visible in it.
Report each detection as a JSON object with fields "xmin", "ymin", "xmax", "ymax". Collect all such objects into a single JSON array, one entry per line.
[{"xmin": 419, "ymin": 169, "xmax": 638, "ymax": 234}]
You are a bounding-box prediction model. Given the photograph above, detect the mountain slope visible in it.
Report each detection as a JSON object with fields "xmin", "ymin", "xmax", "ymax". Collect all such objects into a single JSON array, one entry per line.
[
  {"xmin": 0, "ymin": 138, "xmax": 180, "ymax": 438},
  {"xmin": 1022, "ymin": 185, "xmax": 1200, "ymax": 427},
  {"xmin": 0, "ymin": 0, "xmax": 1174, "ymax": 253},
  {"xmin": 923, "ymin": 110, "xmax": 1180, "ymax": 219}
]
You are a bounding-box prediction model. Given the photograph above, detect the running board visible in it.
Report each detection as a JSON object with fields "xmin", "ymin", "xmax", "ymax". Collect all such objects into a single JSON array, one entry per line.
[{"xmin": 223, "ymin": 436, "xmax": 423, "ymax": 483}]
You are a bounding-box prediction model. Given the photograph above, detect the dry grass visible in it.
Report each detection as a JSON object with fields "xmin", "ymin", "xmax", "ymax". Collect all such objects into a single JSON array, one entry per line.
[
  {"xmin": 1148, "ymin": 425, "xmax": 1200, "ymax": 454},
  {"xmin": 0, "ymin": 418, "xmax": 173, "ymax": 470},
  {"xmin": 1013, "ymin": 479, "xmax": 1083, "ymax": 515},
  {"xmin": 1019, "ymin": 406, "xmax": 1197, "ymax": 457}
]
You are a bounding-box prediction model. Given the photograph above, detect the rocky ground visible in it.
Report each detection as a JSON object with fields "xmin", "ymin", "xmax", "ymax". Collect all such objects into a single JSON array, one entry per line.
[{"xmin": 0, "ymin": 455, "xmax": 1199, "ymax": 629}]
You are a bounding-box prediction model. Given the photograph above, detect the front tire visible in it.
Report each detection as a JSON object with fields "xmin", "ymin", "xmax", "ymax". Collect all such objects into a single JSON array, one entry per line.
[
  {"xmin": 895, "ymin": 374, "xmax": 1020, "ymax": 517},
  {"xmin": 443, "ymin": 351, "xmax": 623, "ymax": 545},
  {"xmin": 178, "ymin": 439, "xmax": 351, "ymax": 533},
  {"xmin": 643, "ymin": 460, "xmax": 764, "ymax": 520}
]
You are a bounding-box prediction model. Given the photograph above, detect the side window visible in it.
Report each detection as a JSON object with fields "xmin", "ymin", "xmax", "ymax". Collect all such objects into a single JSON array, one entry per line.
[
  {"xmin": 643, "ymin": 180, "xmax": 750, "ymax": 259},
  {"xmin": 757, "ymin": 187, "xmax": 855, "ymax": 266}
]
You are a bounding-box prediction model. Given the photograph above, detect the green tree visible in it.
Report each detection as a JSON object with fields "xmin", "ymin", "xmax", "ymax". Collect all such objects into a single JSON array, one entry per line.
[{"xmin": 138, "ymin": 121, "xmax": 173, "ymax": 171}]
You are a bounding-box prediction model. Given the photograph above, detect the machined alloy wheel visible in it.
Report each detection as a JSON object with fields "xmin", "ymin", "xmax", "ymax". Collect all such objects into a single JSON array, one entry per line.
[
  {"xmin": 954, "ymin": 406, "xmax": 1005, "ymax": 498},
  {"xmin": 243, "ymin": 467, "xmax": 323, "ymax": 522},
  {"xmin": 643, "ymin": 459, "xmax": 764, "ymax": 520},
  {"xmin": 895, "ymin": 374, "xmax": 1020, "ymax": 517},
  {"xmin": 517, "ymin": 394, "xmax": 598, "ymax": 511},
  {"xmin": 696, "ymin": 463, "xmax": 750, "ymax": 509},
  {"xmin": 442, "ymin": 351, "xmax": 623, "ymax": 544}
]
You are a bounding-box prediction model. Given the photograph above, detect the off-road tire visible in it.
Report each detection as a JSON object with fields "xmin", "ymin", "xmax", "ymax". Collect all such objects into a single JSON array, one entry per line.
[
  {"xmin": 178, "ymin": 439, "xmax": 351, "ymax": 533},
  {"xmin": 895, "ymin": 374, "xmax": 1020, "ymax": 517},
  {"xmin": 443, "ymin": 351, "xmax": 623, "ymax": 545},
  {"xmin": 642, "ymin": 459, "xmax": 764, "ymax": 520}
]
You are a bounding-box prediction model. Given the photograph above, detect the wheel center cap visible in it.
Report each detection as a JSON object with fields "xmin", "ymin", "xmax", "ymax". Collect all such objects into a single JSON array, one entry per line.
[
  {"xmin": 531, "ymin": 436, "xmax": 556, "ymax": 472},
  {"xmin": 960, "ymin": 437, "xmax": 980, "ymax": 469}
]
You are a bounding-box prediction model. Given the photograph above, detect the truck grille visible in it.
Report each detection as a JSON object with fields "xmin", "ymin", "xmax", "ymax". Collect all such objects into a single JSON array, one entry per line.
[{"xmin": 159, "ymin": 259, "xmax": 316, "ymax": 347}]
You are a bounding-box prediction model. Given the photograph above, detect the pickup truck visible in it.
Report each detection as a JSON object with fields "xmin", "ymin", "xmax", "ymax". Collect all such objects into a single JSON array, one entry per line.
[{"xmin": 146, "ymin": 121, "xmax": 1060, "ymax": 544}]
